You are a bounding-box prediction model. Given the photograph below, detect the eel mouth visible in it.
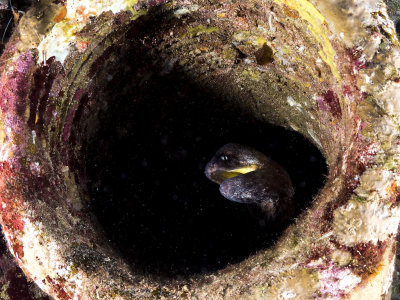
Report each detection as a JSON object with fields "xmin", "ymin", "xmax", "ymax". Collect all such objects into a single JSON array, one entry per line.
[
  {"xmin": 205, "ymin": 164, "xmax": 260, "ymax": 183},
  {"xmin": 220, "ymin": 165, "xmax": 259, "ymax": 180}
]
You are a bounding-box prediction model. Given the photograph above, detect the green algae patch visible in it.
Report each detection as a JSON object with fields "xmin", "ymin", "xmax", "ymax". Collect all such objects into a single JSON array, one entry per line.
[
  {"xmin": 240, "ymin": 69, "xmax": 262, "ymax": 82},
  {"xmin": 188, "ymin": 25, "xmax": 219, "ymax": 37},
  {"xmin": 352, "ymin": 195, "xmax": 368, "ymax": 203},
  {"xmin": 123, "ymin": 0, "xmax": 146, "ymax": 21},
  {"xmin": 130, "ymin": 9, "xmax": 147, "ymax": 21},
  {"xmin": 124, "ymin": 0, "xmax": 139, "ymax": 10},
  {"xmin": 223, "ymin": 47, "xmax": 238, "ymax": 60},
  {"xmin": 233, "ymin": 31, "xmax": 268, "ymax": 47},
  {"xmin": 0, "ymin": 283, "xmax": 9, "ymax": 300}
]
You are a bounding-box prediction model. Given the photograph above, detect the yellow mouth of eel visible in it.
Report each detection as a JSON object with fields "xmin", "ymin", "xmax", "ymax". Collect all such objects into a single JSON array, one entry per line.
[{"xmin": 222, "ymin": 165, "xmax": 258, "ymax": 179}]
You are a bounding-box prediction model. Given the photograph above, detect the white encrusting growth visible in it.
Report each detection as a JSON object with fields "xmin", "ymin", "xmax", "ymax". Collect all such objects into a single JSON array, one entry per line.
[
  {"xmin": 0, "ymin": 142, "xmax": 11, "ymax": 162},
  {"xmin": 383, "ymin": 255, "xmax": 396, "ymax": 296},
  {"xmin": 378, "ymin": 81, "xmax": 400, "ymax": 121},
  {"xmin": 36, "ymin": 0, "xmax": 139, "ymax": 64},
  {"xmin": 19, "ymin": 217, "xmax": 85, "ymax": 297},
  {"xmin": 287, "ymin": 96, "xmax": 303, "ymax": 112},
  {"xmin": 36, "ymin": 23, "xmax": 76, "ymax": 65},
  {"xmin": 307, "ymin": 128, "xmax": 322, "ymax": 149},
  {"xmin": 173, "ymin": 4, "xmax": 199, "ymax": 18},
  {"xmin": 355, "ymin": 167, "xmax": 397, "ymax": 199},
  {"xmin": 332, "ymin": 199, "xmax": 400, "ymax": 246},
  {"xmin": 280, "ymin": 290, "xmax": 296, "ymax": 299}
]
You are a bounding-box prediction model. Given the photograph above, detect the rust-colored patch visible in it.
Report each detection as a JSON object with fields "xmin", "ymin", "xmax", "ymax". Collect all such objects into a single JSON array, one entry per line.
[
  {"xmin": 385, "ymin": 181, "xmax": 398, "ymax": 198},
  {"xmin": 54, "ymin": 5, "xmax": 67, "ymax": 23},
  {"xmin": 322, "ymin": 137, "xmax": 378, "ymax": 232},
  {"xmin": 282, "ymin": 5, "xmax": 299, "ymax": 19},
  {"xmin": 331, "ymin": 240, "xmax": 388, "ymax": 278},
  {"xmin": 75, "ymin": 5, "xmax": 97, "ymax": 23},
  {"xmin": 46, "ymin": 276, "xmax": 71, "ymax": 300},
  {"xmin": 0, "ymin": 163, "xmax": 26, "ymax": 260},
  {"xmin": 304, "ymin": 246, "xmax": 332, "ymax": 265},
  {"xmin": 76, "ymin": 6, "xmax": 86, "ymax": 16},
  {"xmin": 12, "ymin": 241, "xmax": 24, "ymax": 259},
  {"xmin": 319, "ymin": 177, "xmax": 352, "ymax": 233},
  {"xmin": 76, "ymin": 41, "xmax": 90, "ymax": 52},
  {"xmin": 2, "ymin": 214, "xmax": 25, "ymax": 232}
]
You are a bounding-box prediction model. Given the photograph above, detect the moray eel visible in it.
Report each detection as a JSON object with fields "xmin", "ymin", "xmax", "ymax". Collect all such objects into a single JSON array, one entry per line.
[{"xmin": 205, "ymin": 143, "xmax": 294, "ymax": 221}]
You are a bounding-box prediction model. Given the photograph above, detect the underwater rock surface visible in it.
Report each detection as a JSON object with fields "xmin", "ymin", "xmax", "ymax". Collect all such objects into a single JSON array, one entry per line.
[{"xmin": 0, "ymin": 0, "xmax": 400, "ymax": 299}]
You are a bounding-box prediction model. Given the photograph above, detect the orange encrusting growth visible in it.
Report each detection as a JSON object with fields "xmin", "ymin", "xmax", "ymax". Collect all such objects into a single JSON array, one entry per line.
[{"xmin": 54, "ymin": 5, "xmax": 67, "ymax": 23}]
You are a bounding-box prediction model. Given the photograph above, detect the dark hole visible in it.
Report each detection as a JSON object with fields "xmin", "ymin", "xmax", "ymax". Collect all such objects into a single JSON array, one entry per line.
[
  {"xmin": 80, "ymin": 10, "xmax": 327, "ymax": 279},
  {"xmin": 83, "ymin": 76, "xmax": 327, "ymax": 278}
]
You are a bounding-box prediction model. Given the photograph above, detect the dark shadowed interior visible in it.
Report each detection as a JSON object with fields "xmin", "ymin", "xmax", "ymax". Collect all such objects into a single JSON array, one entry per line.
[{"xmin": 82, "ymin": 62, "xmax": 327, "ymax": 278}]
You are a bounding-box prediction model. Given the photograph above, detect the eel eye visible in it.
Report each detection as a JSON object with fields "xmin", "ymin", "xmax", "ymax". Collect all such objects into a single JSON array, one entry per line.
[{"xmin": 220, "ymin": 155, "xmax": 228, "ymax": 161}]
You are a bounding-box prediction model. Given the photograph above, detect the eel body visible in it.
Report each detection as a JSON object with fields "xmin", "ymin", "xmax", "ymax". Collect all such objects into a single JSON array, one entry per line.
[{"xmin": 205, "ymin": 143, "xmax": 294, "ymax": 221}]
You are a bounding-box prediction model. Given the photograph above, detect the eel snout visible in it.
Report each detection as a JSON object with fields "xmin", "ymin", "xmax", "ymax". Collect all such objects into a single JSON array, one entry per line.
[{"xmin": 205, "ymin": 143, "xmax": 294, "ymax": 221}]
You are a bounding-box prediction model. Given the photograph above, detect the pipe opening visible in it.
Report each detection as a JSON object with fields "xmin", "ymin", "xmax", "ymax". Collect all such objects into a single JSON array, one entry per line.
[
  {"xmin": 81, "ymin": 66, "xmax": 327, "ymax": 278},
  {"xmin": 48, "ymin": 7, "xmax": 330, "ymax": 280}
]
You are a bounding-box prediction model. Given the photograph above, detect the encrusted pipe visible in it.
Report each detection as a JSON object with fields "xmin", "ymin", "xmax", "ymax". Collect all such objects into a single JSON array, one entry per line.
[{"xmin": 0, "ymin": 0, "xmax": 399, "ymax": 298}]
